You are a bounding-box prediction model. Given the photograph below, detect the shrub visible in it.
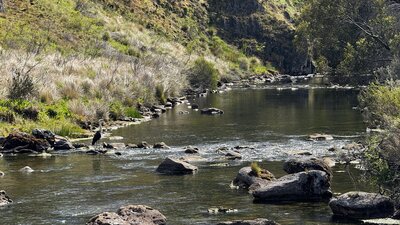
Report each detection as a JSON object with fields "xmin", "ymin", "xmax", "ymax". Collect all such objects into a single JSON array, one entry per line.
[
  {"xmin": 109, "ymin": 101, "xmax": 125, "ymax": 120},
  {"xmin": 251, "ymin": 162, "xmax": 262, "ymax": 177},
  {"xmin": 125, "ymin": 107, "xmax": 141, "ymax": 118},
  {"xmin": 155, "ymin": 85, "xmax": 166, "ymax": 104},
  {"xmin": 8, "ymin": 71, "xmax": 37, "ymax": 100},
  {"xmin": 189, "ymin": 58, "xmax": 219, "ymax": 90},
  {"xmin": 238, "ymin": 57, "xmax": 250, "ymax": 71}
]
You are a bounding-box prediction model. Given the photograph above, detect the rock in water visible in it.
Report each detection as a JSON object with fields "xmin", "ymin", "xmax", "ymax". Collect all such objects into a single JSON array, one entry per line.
[
  {"xmin": 200, "ymin": 108, "xmax": 224, "ymax": 115},
  {"xmin": 2, "ymin": 132, "xmax": 50, "ymax": 153},
  {"xmin": 184, "ymin": 146, "xmax": 199, "ymax": 154},
  {"xmin": 308, "ymin": 133, "xmax": 334, "ymax": 141},
  {"xmin": 153, "ymin": 142, "xmax": 170, "ymax": 149},
  {"xmin": 0, "ymin": 171, "xmax": 4, "ymax": 176},
  {"xmin": 156, "ymin": 157, "xmax": 198, "ymax": 175},
  {"xmin": 217, "ymin": 218, "xmax": 280, "ymax": 225},
  {"xmin": 329, "ymin": 192, "xmax": 394, "ymax": 219},
  {"xmin": 87, "ymin": 205, "xmax": 167, "ymax": 225},
  {"xmin": 0, "ymin": 190, "xmax": 12, "ymax": 206},
  {"xmin": 232, "ymin": 167, "xmax": 275, "ymax": 189},
  {"xmin": 252, "ymin": 170, "xmax": 332, "ymax": 202},
  {"xmin": 54, "ymin": 136, "xmax": 75, "ymax": 150},
  {"xmin": 283, "ymin": 158, "xmax": 333, "ymax": 179},
  {"xmin": 19, "ymin": 166, "xmax": 34, "ymax": 173}
]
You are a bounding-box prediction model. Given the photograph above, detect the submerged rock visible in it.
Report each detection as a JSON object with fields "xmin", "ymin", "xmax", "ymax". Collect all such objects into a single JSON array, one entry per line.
[
  {"xmin": 201, "ymin": 108, "xmax": 224, "ymax": 115},
  {"xmin": 308, "ymin": 133, "xmax": 334, "ymax": 141},
  {"xmin": 252, "ymin": 170, "xmax": 332, "ymax": 202},
  {"xmin": 103, "ymin": 142, "xmax": 125, "ymax": 149},
  {"xmin": 153, "ymin": 142, "xmax": 170, "ymax": 149},
  {"xmin": 87, "ymin": 205, "xmax": 167, "ymax": 225},
  {"xmin": 0, "ymin": 190, "xmax": 12, "ymax": 206},
  {"xmin": 283, "ymin": 158, "xmax": 333, "ymax": 179},
  {"xmin": 156, "ymin": 157, "xmax": 198, "ymax": 175},
  {"xmin": 19, "ymin": 166, "xmax": 34, "ymax": 173},
  {"xmin": 73, "ymin": 143, "xmax": 89, "ymax": 149},
  {"xmin": 217, "ymin": 218, "xmax": 280, "ymax": 225},
  {"xmin": 329, "ymin": 192, "xmax": 394, "ymax": 219},
  {"xmin": 208, "ymin": 207, "xmax": 238, "ymax": 214},
  {"xmin": 233, "ymin": 167, "xmax": 275, "ymax": 189}
]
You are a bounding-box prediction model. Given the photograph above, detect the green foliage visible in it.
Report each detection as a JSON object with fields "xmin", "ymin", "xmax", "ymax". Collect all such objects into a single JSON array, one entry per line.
[
  {"xmin": 155, "ymin": 85, "xmax": 166, "ymax": 105},
  {"xmin": 251, "ymin": 162, "xmax": 262, "ymax": 177},
  {"xmin": 189, "ymin": 58, "xmax": 219, "ymax": 90},
  {"xmin": 8, "ymin": 72, "xmax": 37, "ymax": 100},
  {"xmin": 210, "ymin": 36, "xmax": 245, "ymax": 63},
  {"xmin": 125, "ymin": 107, "xmax": 141, "ymax": 118}
]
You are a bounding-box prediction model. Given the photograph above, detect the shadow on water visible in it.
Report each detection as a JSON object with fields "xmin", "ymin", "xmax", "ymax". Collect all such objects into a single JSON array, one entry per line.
[{"xmin": 0, "ymin": 86, "xmax": 372, "ymax": 225}]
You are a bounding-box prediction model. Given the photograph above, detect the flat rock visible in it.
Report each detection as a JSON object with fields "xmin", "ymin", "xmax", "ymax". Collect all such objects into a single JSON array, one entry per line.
[
  {"xmin": 283, "ymin": 158, "xmax": 333, "ymax": 178},
  {"xmin": 329, "ymin": 192, "xmax": 394, "ymax": 219},
  {"xmin": 179, "ymin": 155, "xmax": 206, "ymax": 163},
  {"xmin": 126, "ymin": 143, "xmax": 139, "ymax": 149},
  {"xmin": 225, "ymin": 151, "xmax": 242, "ymax": 160},
  {"xmin": 87, "ymin": 205, "xmax": 167, "ymax": 225},
  {"xmin": 103, "ymin": 142, "xmax": 126, "ymax": 149},
  {"xmin": 0, "ymin": 190, "xmax": 12, "ymax": 206},
  {"xmin": 156, "ymin": 157, "xmax": 198, "ymax": 175},
  {"xmin": 252, "ymin": 170, "xmax": 332, "ymax": 202},
  {"xmin": 217, "ymin": 218, "xmax": 280, "ymax": 225}
]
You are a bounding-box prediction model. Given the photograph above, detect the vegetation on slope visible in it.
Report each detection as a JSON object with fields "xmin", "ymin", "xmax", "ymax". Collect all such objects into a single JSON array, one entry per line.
[{"xmin": 0, "ymin": 0, "xmax": 274, "ymax": 136}]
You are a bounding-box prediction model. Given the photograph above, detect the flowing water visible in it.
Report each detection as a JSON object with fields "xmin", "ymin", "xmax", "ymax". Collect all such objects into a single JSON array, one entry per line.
[{"xmin": 0, "ymin": 83, "xmax": 371, "ymax": 225}]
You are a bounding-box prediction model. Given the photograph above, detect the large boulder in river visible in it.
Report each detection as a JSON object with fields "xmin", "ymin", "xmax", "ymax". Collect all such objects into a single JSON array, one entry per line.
[
  {"xmin": 233, "ymin": 167, "xmax": 275, "ymax": 189},
  {"xmin": 0, "ymin": 190, "xmax": 13, "ymax": 206},
  {"xmin": 329, "ymin": 192, "xmax": 394, "ymax": 219},
  {"xmin": 217, "ymin": 218, "xmax": 280, "ymax": 225},
  {"xmin": 201, "ymin": 108, "xmax": 224, "ymax": 115},
  {"xmin": 283, "ymin": 158, "xmax": 333, "ymax": 179},
  {"xmin": 1, "ymin": 132, "xmax": 50, "ymax": 153},
  {"xmin": 252, "ymin": 170, "xmax": 332, "ymax": 202},
  {"xmin": 156, "ymin": 157, "xmax": 198, "ymax": 175},
  {"xmin": 32, "ymin": 129, "xmax": 55, "ymax": 145},
  {"xmin": 87, "ymin": 205, "xmax": 167, "ymax": 225}
]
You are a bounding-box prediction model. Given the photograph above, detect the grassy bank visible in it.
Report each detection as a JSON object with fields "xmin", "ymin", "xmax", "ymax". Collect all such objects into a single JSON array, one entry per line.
[{"xmin": 0, "ymin": 0, "xmax": 274, "ymax": 137}]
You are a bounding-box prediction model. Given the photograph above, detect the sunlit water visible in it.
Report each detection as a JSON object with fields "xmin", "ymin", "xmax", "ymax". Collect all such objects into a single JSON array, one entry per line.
[{"xmin": 0, "ymin": 84, "xmax": 371, "ymax": 225}]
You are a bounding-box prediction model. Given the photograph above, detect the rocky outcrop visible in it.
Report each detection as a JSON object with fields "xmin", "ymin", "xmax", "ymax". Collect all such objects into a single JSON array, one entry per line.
[
  {"xmin": 1, "ymin": 132, "xmax": 50, "ymax": 154},
  {"xmin": 87, "ymin": 205, "xmax": 167, "ymax": 225},
  {"xmin": 252, "ymin": 170, "xmax": 332, "ymax": 202},
  {"xmin": 156, "ymin": 157, "xmax": 198, "ymax": 175},
  {"xmin": 217, "ymin": 218, "xmax": 280, "ymax": 225},
  {"xmin": 233, "ymin": 167, "xmax": 275, "ymax": 189},
  {"xmin": 283, "ymin": 158, "xmax": 333, "ymax": 178},
  {"xmin": 329, "ymin": 192, "xmax": 395, "ymax": 219},
  {"xmin": 201, "ymin": 108, "xmax": 224, "ymax": 115},
  {"xmin": 0, "ymin": 190, "xmax": 12, "ymax": 206},
  {"xmin": 53, "ymin": 136, "xmax": 75, "ymax": 150},
  {"xmin": 32, "ymin": 129, "xmax": 55, "ymax": 145}
]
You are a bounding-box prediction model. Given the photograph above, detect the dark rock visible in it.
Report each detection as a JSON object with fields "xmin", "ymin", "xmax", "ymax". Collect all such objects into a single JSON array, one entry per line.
[
  {"xmin": 87, "ymin": 205, "xmax": 167, "ymax": 225},
  {"xmin": 191, "ymin": 104, "xmax": 199, "ymax": 109},
  {"xmin": 32, "ymin": 129, "xmax": 55, "ymax": 145},
  {"xmin": 54, "ymin": 136, "xmax": 75, "ymax": 150},
  {"xmin": 152, "ymin": 105, "xmax": 167, "ymax": 113},
  {"xmin": 184, "ymin": 146, "xmax": 199, "ymax": 154},
  {"xmin": 153, "ymin": 142, "xmax": 170, "ymax": 149},
  {"xmin": 217, "ymin": 218, "xmax": 280, "ymax": 225},
  {"xmin": 283, "ymin": 158, "xmax": 333, "ymax": 179},
  {"xmin": 393, "ymin": 210, "xmax": 400, "ymax": 219},
  {"xmin": 276, "ymin": 75, "xmax": 292, "ymax": 84},
  {"xmin": 329, "ymin": 192, "xmax": 395, "ymax": 219},
  {"xmin": 0, "ymin": 171, "xmax": 4, "ymax": 176},
  {"xmin": 201, "ymin": 108, "xmax": 224, "ymax": 115},
  {"xmin": 86, "ymin": 150, "xmax": 107, "ymax": 155},
  {"xmin": 0, "ymin": 190, "xmax": 12, "ymax": 206},
  {"xmin": 138, "ymin": 141, "xmax": 151, "ymax": 149},
  {"xmin": 165, "ymin": 102, "xmax": 173, "ymax": 108},
  {"xmin": 2, "ymin": 132, "xmax": 50, "ymax": 153},
  {"xmin": 115, "ymin": 152, "xmax": 122, "ymax": 156},
  {"xmin": 156, "ymin": 157, "xmax": 198, "ymax": 175},
  {"xmin": 233, "ymin": 167, "xmax": 275, "ymax": 189},
  {"xmin": 252, "ymin": 170, "xmax": 332, "ymax": 202},
  {"xmin": 152, "ymin": 113, "xmax": 161, "ymax": 118},
  {"xmin": 73, "ymin": 143, "xmax": 89, "ymax": 149}
]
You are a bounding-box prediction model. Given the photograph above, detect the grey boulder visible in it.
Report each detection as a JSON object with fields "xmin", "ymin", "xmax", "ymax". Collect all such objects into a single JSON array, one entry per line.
[
  {"xmin": 283, "ymin": 158, "xmax": 333, "ymax": 178},
  {"xmin": 156, "ymin": 157, "xmax": 198, "ymax": 175},
  {"xmin": 252, "ymin": 170, "xmax": 332, "ymax": 202},
  {"xmin": 329, "ymin": 192, "xmax": 394, "ymax": 219},
  {"xmin": 232, "ymin": 167, "xmax": 275, "ymax": 190}
]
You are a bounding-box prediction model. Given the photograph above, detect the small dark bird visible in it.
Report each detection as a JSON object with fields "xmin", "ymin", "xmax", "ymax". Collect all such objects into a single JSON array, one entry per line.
[{"xmin": 92, "ymin": 119, "xmax": 103, "ymax": 146}]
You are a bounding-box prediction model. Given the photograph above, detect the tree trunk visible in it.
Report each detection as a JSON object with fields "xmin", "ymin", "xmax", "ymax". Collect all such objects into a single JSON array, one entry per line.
[{"xmin": 0, "ymin": 0, "xmax": 5, "ymax": 13}]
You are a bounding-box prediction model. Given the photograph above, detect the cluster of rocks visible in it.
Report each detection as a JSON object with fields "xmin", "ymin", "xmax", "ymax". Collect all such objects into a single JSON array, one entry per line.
[
  {"xmin": 138, "ymin": 97, "xmax": 186, "ymax": 119},
  {"xmin": 0, "ymin": 129, "xmax": 75, "ymax": 155},
  {"xmin": 0, "ymin": 190, "xmax": 12, "ymax": 206}
]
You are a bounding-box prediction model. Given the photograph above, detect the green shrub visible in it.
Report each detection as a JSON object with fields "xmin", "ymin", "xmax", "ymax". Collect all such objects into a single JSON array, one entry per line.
[
  {"xmin": 125, "ymin": 107, "xmax": 141, "ymax": 118},
  {"xmin": 109, "ymin": 101, "xmax": 125, "ymax": 120},
  {"xmin": 8, "ymin": 72, "xmax": 37, "ymax": 100},
  {"xmin": 155, "ymin": 85, "xmax": 166, "ymax": 104},
  {"xmin": 251, "ymin": 162, "xmax": 262, "ymax": 177},
  {"xmin": 189, "ymin": 58, "xmax": 219, "ymax": 90},
  {"xmin": 238, "ymin": 57, "xmax": 250, "ymax": 71}
]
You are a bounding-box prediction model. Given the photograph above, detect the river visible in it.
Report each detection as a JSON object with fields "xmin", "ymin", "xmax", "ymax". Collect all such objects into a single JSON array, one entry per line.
[{"xmin": 0, "ymin": 83, "xmax": 371, "ymax": 225}]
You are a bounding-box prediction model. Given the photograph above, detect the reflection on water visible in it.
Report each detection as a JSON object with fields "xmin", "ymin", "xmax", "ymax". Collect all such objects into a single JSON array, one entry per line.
[{"xmin": 0, "ymin": 86, "xmax": 370, "ymax": 225}]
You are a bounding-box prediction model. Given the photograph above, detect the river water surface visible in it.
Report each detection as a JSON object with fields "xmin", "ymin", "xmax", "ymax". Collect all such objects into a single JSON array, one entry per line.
[{"xmin": 0, "ymin": 84, "xmax": 371, "ymax": 225}]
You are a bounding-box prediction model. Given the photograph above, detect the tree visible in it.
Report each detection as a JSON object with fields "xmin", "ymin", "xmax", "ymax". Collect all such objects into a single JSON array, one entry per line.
[{"xmin": 296, "ymin": 0, "xmax": 398, "ymax": 75}]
